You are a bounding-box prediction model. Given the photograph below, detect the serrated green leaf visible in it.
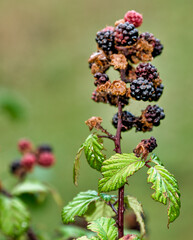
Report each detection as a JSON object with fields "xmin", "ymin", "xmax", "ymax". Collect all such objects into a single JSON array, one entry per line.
[
  {"xmin": 62, "ymin": 190, "xmax": 100, "ymax": 224},
  {"xmin": 0, "ymin": 195, "xmax": 30, "ymax": 238},
  {"xmin": 147, "ymin": 165, "xmax": 181, "ymax": 226},
  {"xmin": 88, "ymin": 217, "xmax": 117, "ymax": 240},
  {"xmin": 84, "ymin": 134, "xmax": 105, "ymax": 171},
  {"xmin": 150, "ymin": 154, "xmax": 164, "ymax": 166},
  {"xmin": 98, "ymin": 153, "xmax": 145, "ymax": 192},
  {"xmin": 85, "ymin": 201, "xmax": 115, "ymax": 222},
  {"xmin": 73, "ymin": 145, "xmax": 84, "ymax": 186},
  {"xmin": 125, "ymin": 195, "xmax": 146, "ymax": 237}
]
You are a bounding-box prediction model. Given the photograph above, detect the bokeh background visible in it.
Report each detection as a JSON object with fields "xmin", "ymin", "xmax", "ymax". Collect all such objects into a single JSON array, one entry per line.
[{"xmin": 0, "ymin": 0, "xmax": 193, "ymax": 239}]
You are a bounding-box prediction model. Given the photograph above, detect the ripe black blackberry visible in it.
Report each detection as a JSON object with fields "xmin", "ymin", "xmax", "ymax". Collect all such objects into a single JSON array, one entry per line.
[
  {"xmin": 10, "ymin": 160, "xmax": 21, "ymax": 174},
  {"xmin": 130, "ymin": 77, "xmax": 155, "ymax": 101},
  {"xmin": 96, "ymin": 30, "xmax": 115, "ymax": 53},
  {"xmin": 112, "ymin": 111, "xmax": 135, "ymax": 131},
  {"xmin": 150, "ymin": 84, "xmax": 164, "ymax": 101},
  {"xmin": 143, "ymin": 105, "xmax": 165, "ymax": 126},
  {"xmin": 114, "ymin": 22, "xmax": 138, "ymax": 46},
  {"xmin": 139, "ymin": 32, "xmax": 155, "ymax": 45},
  {"xmin": 152, "ymin": 38, "xmax": 163, "ymax": 57},
  {"xmin": 135, "ymin": 63, "xmax": 159, "ymax": 82},
  {"xmin": 38, "ymin": 144, "xmax": 53, "ymax": 153},
  {"xmin": 94, "ymin": 73, "xmax": 109, "ymax": 86},
  {"xmin": 146, "ymin": 137, "xmax": 157, "ymax": 152}
]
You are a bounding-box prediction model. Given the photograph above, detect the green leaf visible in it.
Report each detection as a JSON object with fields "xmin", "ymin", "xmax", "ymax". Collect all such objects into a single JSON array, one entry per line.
[
  {"xmin": 73, "ymin": 134, "xmax": 105, "ymax": 186},
  {"xmin": 99, "ymin": 193, "xmax": 117, "ymax": 202},
  {"xmin": 98, "ymin": 153, "xmax": 145, "ymax": 192},
  {"xmin": 84, "ymin": 134, "xmax": 105, "ymax": 171},
  {"xmin": 147, "ymin": 165, "xmax": 181, "ymax": 226},
  {"xmin": 62, "ymin": 190, "xmax": 100, "ymax": 224},
  {"xmin": 73, "ymin": 145, "xmax": 85, "ymax": 186},
  {"xmin": 125, "ymin": 195, "xmax": 146, "ymax": 236},
  {"xmin": 85, "ymin": 201, "xmax": 115, "ymax": 221},
  {"xmin": 150, "ymin": 154, "xmax": 164, "ymax": 166},
  {"xmin": 0, "ymin": 195, "xmax": 30, "ymax": 238},
  {"xmin": 88, "ymin": 217, "xmax": 117, "ymax": 240}
]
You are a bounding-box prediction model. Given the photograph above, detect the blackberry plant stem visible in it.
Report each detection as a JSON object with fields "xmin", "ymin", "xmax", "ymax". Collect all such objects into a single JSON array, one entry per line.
[{"xmin": 115, "ymin": 100, "xmax": 124, "ymax": 238}]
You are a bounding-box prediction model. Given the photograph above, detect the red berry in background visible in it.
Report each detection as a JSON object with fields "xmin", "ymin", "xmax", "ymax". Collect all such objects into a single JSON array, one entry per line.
[
  {"xmin": 21, "ymin": 153, "xmax": 36, "ymax": 171},
  {"xmin": 18, "ymin": 139, "xmax": 33, "ymax": 153},
  {"xmin": 124, "ymin": 10, "xmax": 143, "ymax": 28},
  {"xmin": 37, "ymin": 152, "xmax": 55, "ymax": 167}
]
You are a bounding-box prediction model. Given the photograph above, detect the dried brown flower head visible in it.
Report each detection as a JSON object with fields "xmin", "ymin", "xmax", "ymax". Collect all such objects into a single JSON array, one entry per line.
[
  {"xmin": 96, "ymin": 81, "xmax": 111, "ymax": 93},
  {"xmin": 88, "ymin": 50, "xmax": 110, "ymax": 74},
  {"xmin": 110, "ymin": 54, "xmax": 128, "ymax": 70},
  {"xmin": 91, "ymin": 90, "xmax": 108, "ymax": 104},
  {"xmin": 85, "ymin": 116, "xmax": 103, "ymax": 131},
  {"xmin": 109, "ymin": 80, "xmax": 127, "ymax": 96}
]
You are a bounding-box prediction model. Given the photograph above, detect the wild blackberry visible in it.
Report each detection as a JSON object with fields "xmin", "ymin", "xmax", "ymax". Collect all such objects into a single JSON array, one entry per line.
[
  {"xmin": 150, "ymin": 84, "xmax": 164, "ymax": 101},
  {"xmin": 135, "ymin": 63, "xmax": 159, "ymax": 82},
  {"xmin": 133, "ymin": 137, "xmax": 157, "ymax": 159},
  {"xmin": 18, "ymin": 139, "xmax": 32, "ymax": 153},
  {"xmin": 21, "ymin": 153, "xmax": 36, "ymax": 171},
  {"xmin": 94, "ymin": 72, "xmax": 109, "ymax": 86},
  {"xmin": 38, "ymin": 144, "xmax": 53, "ymax": 153},
  {"xmin": 112, "ymin": 111, "xmax": 135, "ymax": 131},
  {"xmin": 96, "ymin": 30, "xmax": 115, "ymax": 53},
  {"xmin": 114, "ymin": 22, "xmax": 138, "ymax": 46},
  {"xmin": 152, "ymin": 38, "xmax": 163, "ymax": 57},
  {"xmin": 143, "ymin": 105, "xmax": 165, "ymax": 126},
  {"xmin": 139, "ymin": 32, "xmax": 155, "ymax": 46},
  {"xmin": 10, "ymin": 160, "xmax": 21, "ymax": 174},
  {"xmin": 37, "ymin": 152, "xmax": 55, "ymax": 167},
  {"xmin": 130, "ymin": 77, "xmax": 155, "ymax": 101},
  {"xmin": 124, "ymin": 10, "xmax": 143, "ymax": 28}
]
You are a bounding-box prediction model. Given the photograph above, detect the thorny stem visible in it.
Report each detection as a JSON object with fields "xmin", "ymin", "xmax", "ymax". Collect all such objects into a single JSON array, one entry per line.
[
  {"xmin": 114, "ymin": 100, "xmax": 124, "ymax": 238},
  {"xmin": 0, "ymin": 188, "xmax": 39, "ymax": 240}
]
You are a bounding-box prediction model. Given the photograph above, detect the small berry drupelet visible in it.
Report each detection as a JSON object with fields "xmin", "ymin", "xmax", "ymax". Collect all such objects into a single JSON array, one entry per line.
[
  {"xmin": 37, "ymin": 152, "xmax": 55, "ymax": 167},
  {"xmin": 96, "ymin": 30, "xmax": 115, "ymax": 53},
  {"xmin": 21, "ymin": 153, "xmax": 36, "ymax": 171},
  {"xmin": 18, "ymin": 139, "xmax": 32, "ymax": 153},
  {"xmin": 94, "ymin": 73, "xmax": 109, "ymax": 86},
  {"xmin": 114, "ymin": 22, "xmax": 138, "ymax": 46},
  {"xmin": 135, "ymin": 63, "xmax": 159, "ymax": 82},
  {"xmin": 142, "ymin": 105, "xmax": 165, "ymax": 126},
  {"xmin": 112, "ymin": 111, "xmax": 136, "ymax": 132},
  {"xmin": 124, "ymin": 10, "xmax": 143, "ymax": 28},
  {"xmin": 152, "ymin": 38, "xmax": 163, "ymax": 57},
  {"xmin": 130, "ymin": 77, "xmax": 155, "ymax": 101}
]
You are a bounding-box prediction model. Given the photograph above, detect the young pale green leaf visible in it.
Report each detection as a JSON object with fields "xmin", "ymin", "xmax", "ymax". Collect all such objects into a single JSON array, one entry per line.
[
  {"xmin": 84, "ymin": 201, "xmax": 115, "ymax": 221},
  {"xmin": 0, "ymin": 195, "xmax": 30, "ymax": 238},
  {"xmin": 88, "ymin": 217, "xmax": 117, "ymax": 240},
  {"xmin": 99, "ymin": 193, "xmax": 117, "ymax": 203},
  {"xmin": 147, "ymin": 165, "xmax": 181, "ymax": 226},
  {"xmin": 150, "ymin": 154, "xmax": 164, "ymax": 166},
  {"xmin": 125, "ymin": 195, "xmax": 146, "ymax": 237},
  {"xmin": 73, "ymin": 145, "xmax": 84, "ymax": 186},
  {"xmin": 98, "ymin": 153, "xmax": 145, "ymax": 192},
  {"xmin": 62, "ymin": 190, "xmax": 100, "ymax": 224},
  {"xmin": 84, "ymin": 134, "xmax": 105, "ymax": 171}
]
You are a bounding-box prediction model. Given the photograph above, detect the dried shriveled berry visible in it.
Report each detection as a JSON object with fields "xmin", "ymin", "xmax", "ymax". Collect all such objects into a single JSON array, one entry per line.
[
  {"xmin": 38, "ymin": 152, "xmax": 55, "ymax": 167},
  {"xmin": 133, "ymin": 136, "xmax": 157, "ymax": 159},
  {"xmin": 112, "ymin": 111, "xmax": 136, "ymax": 131},
  {"xmin": 110, "ymin": 54, "xmax": 128, "ymax": 70},
  {"xmin": 88, "ymin": 50, "xmax": 110, "ymax": 74},
  {"xmin": 21, "ymin": 153, "xmax": 36, "ymax": 171},
  {"xmin": 18, "ymin": 139, "xmax": 32, "ymax": 153},
  {"xmin": 114, "ymin": 22, "xmax": 138, "ymax": 46},
  {"xmin": 124, "ymin": 10, "xmax": 143, "ymax": 28},
  {"xmin": 109, "ymin": 80, "xmax": 127, "ymax": 96},
  {"xmin": 85, "ymin": 116, "xmax": 102, "ymax": 131},
  {"xmin": 92, "ymin": 90, "xmax": 108, "ymax": 104},
  {"xmin": 94, "ymin": 72, "xmax": 109, "ymax": 86}
]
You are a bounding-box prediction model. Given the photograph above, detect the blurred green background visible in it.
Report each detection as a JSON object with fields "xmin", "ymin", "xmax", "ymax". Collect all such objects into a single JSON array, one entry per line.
[{"xmin": 0, "ymin": 0, "xmax": 192, "ymax": 239}]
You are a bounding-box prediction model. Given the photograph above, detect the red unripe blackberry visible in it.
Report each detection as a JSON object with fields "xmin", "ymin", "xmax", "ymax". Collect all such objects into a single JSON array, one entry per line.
[
  {"xmin": 143, "ymin": 105, "xmax": 165, "ymax": 126},
  {"xmin": 96, "ymin": 30, "xmax": 115, "ymax": 53},
  {"xmin": 112, "ymin": 111, "xmax": 136, "ymax": 132},
  {"xmin": 18, "ymin": 139, "xmax": 32, "ymax": 153},
  {"xmin": 124, "ymin": 10, "xmax": 143, "ymax": 28},
  {"xmin": 130, "ymin": 77, "xmax": 155, "ymax": 101},
  {"xmin": 38, "ymin": 144, "xmax": 53, "ymax": 153},
  {"xmin": 135, "ymin": 63, "xmax": 159, "ymax": 82},
  {"xmin": 37, "ymin": 152, "xmax": 55, "ymax": 167},
  {"xmin": 114, "ymin": 22, "xmax": 138, "ymax": 46},
  {"xmin": 21, "ymin": 153, "xmax": 36, "ymax": 171},
  {"xmin": 152, "ymin": 38, "xmax": 163, "ymax": 57},
  {"xmin": 94, "ymin": 73, "xmax": 109, "ymax": 86}
]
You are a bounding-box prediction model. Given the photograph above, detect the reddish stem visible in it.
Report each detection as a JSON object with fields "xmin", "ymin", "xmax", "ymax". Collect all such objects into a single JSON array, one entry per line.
[{"xmin": 114, "ymin": 100, "xmax": 124, "ymax": 238}]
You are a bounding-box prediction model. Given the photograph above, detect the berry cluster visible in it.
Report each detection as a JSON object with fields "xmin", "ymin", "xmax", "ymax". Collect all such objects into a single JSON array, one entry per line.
[
  {"xmin": 10, "ymin": 139, "xmax": 55, "ymax": 178},
  {"xmin": 112, "ymin": 111, "xmax": 136, "ymax": 131}
]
